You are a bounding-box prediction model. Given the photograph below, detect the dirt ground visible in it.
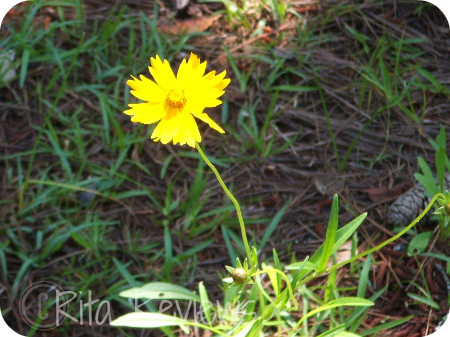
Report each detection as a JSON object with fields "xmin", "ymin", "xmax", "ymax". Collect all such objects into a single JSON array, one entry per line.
[{"xmin": 1, "ymin": 0, "xmax": 450, "ymax": 336}]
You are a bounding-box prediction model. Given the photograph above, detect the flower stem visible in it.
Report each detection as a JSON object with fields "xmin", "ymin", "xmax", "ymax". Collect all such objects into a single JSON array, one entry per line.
[
  {"xmin": 253, "ymin": 268, "xmax": 298, "ymax": 310},
  {"xmin": 299, "ymin": 193, "xmax": 446, "ymax": 286},
  {"xmin": 195, "ymin": 142, "xmax": 252, "ymax": 266}
]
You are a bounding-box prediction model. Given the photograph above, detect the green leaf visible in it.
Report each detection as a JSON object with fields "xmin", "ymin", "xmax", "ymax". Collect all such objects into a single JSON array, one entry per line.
[
  {"xmin": 347, "ymin": 288, "xmax": 387, "ymax": 332},
  {"xmin": 415, "ymin": 174, "xmax": 438, "ymax": 198},
  {"xmin": 20, "ymin": 49, "xmax": 30, "ymax": 88},
  {"xmin": 356, "ymin": 254, "xmax": 372, "ymax": 298},
  {"xmin": 417, "ymin": 156, "xmax": 435, "ymax": 180},
  {"xmin": 417, "ymin": 67, "xmax": 444, "ymax": 91},
  {"xmin": 421, "ymin": 252, "xmax": 450, "ymax": 264},
  {"xmin": 285, "ymin": 259, "xmax": 316, "ymax": 272},
  {"xmin": 316, "ymin": 324, "xmax": 346, "ymax": 337},
  {"xmin": 198, "ymin": 282, "xmax": 212, "ymax": 324},
  {"xmin": 435, "ymin": 125, "xmax": 446, "ymax": 191},
  {"xmin": 112, "ymin": 258, "xmax": 142, "ymax": 287},
  {"xmin": 310, "ymin": 214, "xmax": 367, "ymax": 266},
  {"xmin": 415, "ymin": 157, "xmax": 439, "ymax": 196},
  {"xmin": 163, "ymin": 224, "xmax": 173, "ymax": 278},
  {"xmin": 407, "ymin": 231, "xmax": 432, "ymax": 255},
  {"xmin": 296, "ymin": 298, "xmax": 374, "ymax": 328},
  {"xmin": 407, "ymin": 293, "xmax": 440, "ymax": 309},
  {"xmin": 272, "ymin": 249, "xmax": 282, "ymax": 295},
  {"xmin": 259, "ymin": 202, "xmax": 289, "ymax": 252},
  {"xmin": 176, "ymin": 239, "xmax": 214, "ymax": 259},
  {"xmin": 361, "ymin": 315, "xmax": 414, "ymax": 336},
  {"xmin": 245, "ymin": 285, "xmax": 258, "ymax": 322},
  {"xmin": 114, "ymin": 190, "xmax": 152, "ymax": 199},
  {"xmin": 271, "ymin": 85, "xmax": 318, "ymax": 92},
  {"xmin": 222, "ymin": 225, "xmax": 237, "ymax": 264},
  {"xmin": 251, "ymin": 246, "xmax": 258, "ymax": 267},
  {"xmin": 336, "ymin": 333, "xmax": 362, "ymax": 337},
  {"xmin": 119, "ymin": 282, "xmax": 201, "ymax": 302},
  {"xmin": 266, "ymin": 266, "xmax": 279, "ymax": 296},
  {"xmin": 318, "ymin": 195, "xmax": 339, "ymax": 272},
  {"xmin": 359, "ymin": 316, "xmax": 413, "ymax": 336},
  {"xmin": 110, "ymin": 312, "xmax": 187, "ymax": 328},
  {"xmin": 234, "ymin": 319, "xmax": 260, "ymax": 337}
]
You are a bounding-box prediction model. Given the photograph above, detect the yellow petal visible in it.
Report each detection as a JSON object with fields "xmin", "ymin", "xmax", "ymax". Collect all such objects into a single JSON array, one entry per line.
[
  {"xmin": 172, "ymin": 111, "xmax": 201, "ymax": 147},
  {"xmin": 195, "ymin": 113, "xmax": 225, "ymax": 133},
  {"xmin": 187, "ymin": 53, "xmax": 207, "ymax": 79},
  {"xmin": 214, "ymin": 77, "xmax": 231, "ymax": 92},
  {"xmin": 176, "ymin": 58, "xmax": 189, "ymax": 89},
  {"xmin": 125, "ymin": 103, "xmax": 166, "ymax": 124},
  {"xmin": 186, "ymin": 70, "xmax": 230, "ymax": 106},
  {"xmin": 151, "ymin": 105, "xmax": 181, "ymax": 144},
  {"xmin": 149, "ymin": 55, "xmax": 177, "ymax": 91},
  {"xmin": 177, "ymin": 53, "xmax": 207, "ymax": 93},
  {"xmin": 127, "ymin": 75, "xmax": 166, "ymax": 102}
]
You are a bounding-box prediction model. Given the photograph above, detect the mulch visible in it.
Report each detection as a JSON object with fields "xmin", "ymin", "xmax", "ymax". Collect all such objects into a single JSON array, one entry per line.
[{"xmin": 1, "ymin": 0, "xmax": 450, "ymax": 336}]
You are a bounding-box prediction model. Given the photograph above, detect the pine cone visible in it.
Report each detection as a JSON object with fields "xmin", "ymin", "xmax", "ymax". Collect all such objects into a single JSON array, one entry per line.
[{"xmin": 387, "ymin": 174, "xmax": 450, "ymax": 226}]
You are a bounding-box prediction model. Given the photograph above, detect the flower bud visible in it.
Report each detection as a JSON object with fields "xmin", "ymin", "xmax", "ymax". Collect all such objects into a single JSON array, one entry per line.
[
  {"xmin": 445, "ymin": 202, "xmax": 450, "ymax": 215},
  {"xmin": 232, "ymin": 268, "xmax": 247, "ymax": 284}
]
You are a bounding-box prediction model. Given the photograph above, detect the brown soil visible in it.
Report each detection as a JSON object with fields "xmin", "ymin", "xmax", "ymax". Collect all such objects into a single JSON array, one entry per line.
[{"xmin": 1, "ymin": 0, "xmax": 450, "ymax": 336}]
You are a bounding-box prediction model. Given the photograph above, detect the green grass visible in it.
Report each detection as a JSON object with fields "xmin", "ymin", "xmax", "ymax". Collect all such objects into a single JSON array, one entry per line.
[
  {"xmin": 1, "ymin": 0, "xmax": 203, "ymax": 332},
  {"xmin": 1, "ymin": 0, "xmax": 449, "ymax": 336}
]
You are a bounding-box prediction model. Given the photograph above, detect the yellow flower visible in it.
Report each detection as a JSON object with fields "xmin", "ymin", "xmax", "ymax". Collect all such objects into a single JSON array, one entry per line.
[{"xmin": 125, "ymin": 53, "xmax": 230, "ymax": 147}]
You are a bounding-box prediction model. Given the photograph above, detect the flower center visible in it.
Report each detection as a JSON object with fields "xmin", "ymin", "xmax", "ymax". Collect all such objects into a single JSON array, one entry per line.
[{"xmin": 165, "ymin": 88, "xmax": 186, "ymax": 108}]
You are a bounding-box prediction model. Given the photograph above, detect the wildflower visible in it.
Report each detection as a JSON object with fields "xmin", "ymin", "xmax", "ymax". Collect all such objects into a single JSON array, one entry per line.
[
  {"xmin": 224, "ymin": 258, "xmax": 256, "ymax": 293},
  {"xmin": 125, "ymin": 53, "xmax": 230, "ymax": 147}
]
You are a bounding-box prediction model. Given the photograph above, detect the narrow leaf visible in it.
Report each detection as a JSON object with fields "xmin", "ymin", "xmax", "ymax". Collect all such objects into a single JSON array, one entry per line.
[
  {"xmin": 119, "ymin": 282, "xmax": 200, "ymax": 302},
  {"xmin": 111, "ymin": 312, "xmax": 186, "ymax": 328},
  {"xmin": 318, "ymin": 195, "xmax": 339, "ymax": 271}
]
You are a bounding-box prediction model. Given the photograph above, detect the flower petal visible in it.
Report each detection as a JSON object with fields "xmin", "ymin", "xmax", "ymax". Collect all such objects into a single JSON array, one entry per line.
[
  {"xmin": 151, "ymin": 105, "xmax": 181, "ymax": 144},
  {"xmin": 151, "ymin": 106, "xmax": 202, "ymax": 147},
  {"xmin": 179, "ymin": 53, "xmax": 207, "ymax": 95},
  {"xmin": 195, "ymin": 113, "xmax": 225, "ymax": 133},
  {"xmin": 127, "ymin": 75, "xmax": 166, "ymax": 103},
  {"xmin": 187, "ymin": 70, "xmax": 230, "ymax": 107},
  {"xmin": 172, "ymin": 111, "xmax": 201, "ymax": 147},
  {"xmin": 149, "ymin": 55, "xmax": 177, "ymax": 91},
  {"xmin": 176, "ymin": 58, "xmax": 189, "ymax": 89},
  {"xmin": 125, "ymin": 103, "xmax": 166, "ymax": 124}
]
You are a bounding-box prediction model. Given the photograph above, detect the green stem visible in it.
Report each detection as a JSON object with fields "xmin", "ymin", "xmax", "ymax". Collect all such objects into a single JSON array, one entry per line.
[
  {"xmin": 195, "ymin": 142, "xmax": 252, "ymax": 266},
  {"xmin": 185, "ymin": 322, "xmax": 230, "ymax": 337},
  {"xmin": 254, "ymin": 268, "xmax": 298, "ymax": 310},
  {"xmin": 299, "ymin": 193, "xmax": 445, "ymax": 286}
]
